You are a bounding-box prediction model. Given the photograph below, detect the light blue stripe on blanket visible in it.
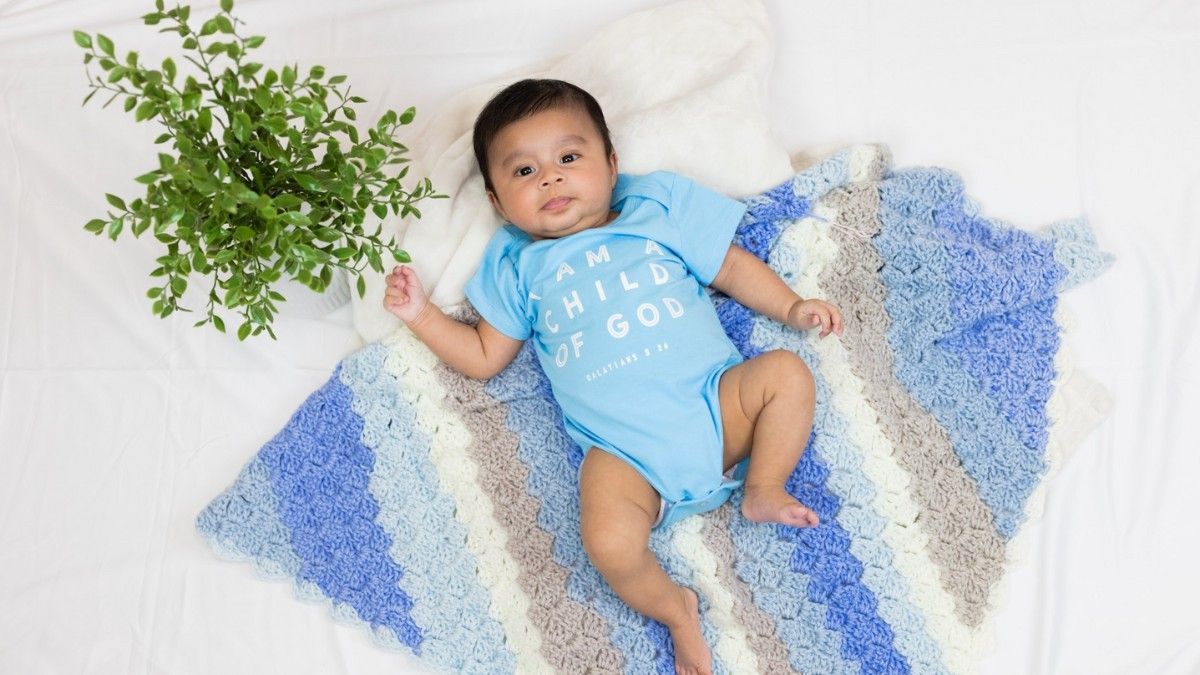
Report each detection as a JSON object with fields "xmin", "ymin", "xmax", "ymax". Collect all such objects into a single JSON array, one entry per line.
[
  {"xmin": 875, "ymin": 168, "xmax": 1042, "ymax": 539},
  {"xmin": 196, "ymin": 456, "xmax": 302, "ymax": 579},
  {"xmin": 339, "ymin": 343, "xmax": 515, "ymax": 671},
  {"xmin": 929, "ymin": 188, "xmax": 1065, "ymax": 453}
]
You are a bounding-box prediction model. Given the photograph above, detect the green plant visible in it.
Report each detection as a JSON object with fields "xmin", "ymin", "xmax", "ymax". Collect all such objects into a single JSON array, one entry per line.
[{"xmin": 75, "ymin": 0, "xmax": 445, "ymax": 340}]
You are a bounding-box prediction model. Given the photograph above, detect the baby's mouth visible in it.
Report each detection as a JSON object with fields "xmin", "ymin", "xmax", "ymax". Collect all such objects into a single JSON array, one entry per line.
[{"xmin": 542, "ymin": 197, "xmax": 571, "ymax": 211}]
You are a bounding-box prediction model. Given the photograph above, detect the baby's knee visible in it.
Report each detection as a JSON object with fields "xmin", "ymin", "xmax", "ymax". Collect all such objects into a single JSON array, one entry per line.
[
  {"xmin": 762, "ymin": 349, "xmax": 815, "ymax": 396},
  {"xmin": 581, "ymin": 519, "xmax": 648, "ymax": 577}
]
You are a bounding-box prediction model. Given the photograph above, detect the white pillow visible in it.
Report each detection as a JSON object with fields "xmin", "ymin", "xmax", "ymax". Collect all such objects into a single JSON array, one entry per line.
[{"xmin": 353, "ymin": 0, "xmax": 793, "ymax": 342}]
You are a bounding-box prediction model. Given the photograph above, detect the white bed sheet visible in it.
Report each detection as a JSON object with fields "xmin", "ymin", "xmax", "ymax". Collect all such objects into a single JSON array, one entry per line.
[{"xmin": 1, "ymin": 1, "xmax": 1198, "ymax": 673}]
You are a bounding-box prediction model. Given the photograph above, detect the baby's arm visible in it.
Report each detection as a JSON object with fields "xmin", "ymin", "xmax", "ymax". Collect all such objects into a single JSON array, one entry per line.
[
  {"xmin": 710, "ymin": 245, "xmax": 844, "ymax": 338},
  {"xmin": 384, "ymin": 266, "xmax": 524, "ymax": 379}
]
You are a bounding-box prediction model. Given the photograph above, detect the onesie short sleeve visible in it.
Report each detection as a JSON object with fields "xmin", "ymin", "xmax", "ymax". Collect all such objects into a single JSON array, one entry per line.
[
  {"xmin": 462, "ymin": 228, "xmax": 532, "ymax": 341},
  {"xmin": 666, "ymin": 172, "xmax": 749, "ymax": 286}
]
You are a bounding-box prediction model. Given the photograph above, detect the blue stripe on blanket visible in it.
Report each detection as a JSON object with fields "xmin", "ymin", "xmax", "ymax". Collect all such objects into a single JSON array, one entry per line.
[
  {"xmin": 876, "ymin": 168, "xmax": 1036, "ymax": 539},
  {"xmin": 339, "ymin": 344, "xmax": 514, "ymax": 671},
  {"xmin": 931, "ymin": 191, "xmax": 1064, "ymax": 451},
  {"xmin": 714, "ymin": 266, "xmax": 855, "ymax": 672},
  {"xmin": 748, "ymin": 320, "xmax": 912, "ymax": 674},
  {"xmin": 258, "ymin": 362, "xmax": 423, "ymax": 650},
  {"xmin": 728, "ymin": 184, "xmax": 934, "ymax": 672},
  {"xmin": 721, "ymin": 299, "xmax": 909, "ymax": 672}
]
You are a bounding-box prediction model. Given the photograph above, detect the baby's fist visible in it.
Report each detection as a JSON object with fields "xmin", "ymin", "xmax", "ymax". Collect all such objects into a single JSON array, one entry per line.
[
  {"xmin": 384, "ymin": 265, "xmax": 430, "ymax": 324},
  {"xmin": 787, "ymin": 298, "xmax": 844, "ymax": 339}
]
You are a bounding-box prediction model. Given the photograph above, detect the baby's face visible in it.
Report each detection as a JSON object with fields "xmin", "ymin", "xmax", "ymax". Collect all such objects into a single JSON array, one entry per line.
[{"xmin": 485, "ymin": 106, "xmax": 619, "ymax": 240}]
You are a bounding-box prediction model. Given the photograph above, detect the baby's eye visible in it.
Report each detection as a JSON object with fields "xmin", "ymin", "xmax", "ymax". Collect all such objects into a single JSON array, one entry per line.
[
  {"xmin": 516, "ymin": 166, "xmax": 534, "ymax": 177},
  {"xmin": 561, "ymin": 153, "xmax": 579, "ymax": 163}
]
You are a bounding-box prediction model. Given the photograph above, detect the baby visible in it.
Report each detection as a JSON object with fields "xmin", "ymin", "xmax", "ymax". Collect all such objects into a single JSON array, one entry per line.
[{"xmin": 384, "ymin": 79, "xmax": 842, "ymax": 675}]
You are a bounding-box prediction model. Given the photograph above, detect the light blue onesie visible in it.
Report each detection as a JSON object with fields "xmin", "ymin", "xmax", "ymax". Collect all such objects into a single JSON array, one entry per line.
[{"xmin": 463, "ymin": 170, "xmax": 750, "ymax": 529}]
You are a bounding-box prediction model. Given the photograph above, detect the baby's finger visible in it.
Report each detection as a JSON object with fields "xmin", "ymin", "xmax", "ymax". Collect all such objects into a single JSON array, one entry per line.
[{"xmin": 831, "ymin": 305, "xmax": 844, "ymax": 335}]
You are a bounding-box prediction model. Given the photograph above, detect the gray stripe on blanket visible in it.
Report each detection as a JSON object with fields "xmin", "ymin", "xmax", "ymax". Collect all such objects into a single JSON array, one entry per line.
[
  {"xmin": 441, "ymin": 304, "xmax": 626, "ymax": 672},
  {"xmin": 820, "ymin": 181, "xmax": 1003, "ymax": 629},
  {"xmin": 702, "ymin": 503, "xmax": 798, "ymax": 674}
]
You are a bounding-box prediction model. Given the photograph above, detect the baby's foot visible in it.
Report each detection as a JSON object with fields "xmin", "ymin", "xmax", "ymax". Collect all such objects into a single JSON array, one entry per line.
[
  {"xmin": 741, "ymin": 484, "xmax": 820, "ymax": 528},
  {"xmin": 668, "ymin": 587, "xmax": 712, "ymax": 675}
]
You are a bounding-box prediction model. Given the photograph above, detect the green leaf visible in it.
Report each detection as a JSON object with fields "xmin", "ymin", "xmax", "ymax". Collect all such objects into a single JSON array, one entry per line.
[
  {"xmin": 308, "ymin": 65, "xmax": 324, "ymax": 80},
  {"xmin": 182, "ymin": 37, "xmax": 197, "ymax": 49},
  {"xmin": 96, "ymin": 33, "xmax": 114, "ymax": 56},
  {"xmin": 328, "ymin": 74, "xmax": 346, "ymax": 85},
  {"xmin": 233, "ymin": 226, "xmax": 255, "ymax": 241},
  {"xmin": 73, "ymin": 31, "xmax": 92, "ymax": 49},
  {"xmin": 196, "ymin": 107, "xmax": 212, "ymax": 133},
  {"xmin": 199, "ymin": 18, "xmax": 219, "ymax": 36},
  {"xmin": 279, "ymin": 211, "xmax": 311, "ymax": 226},
  {"xmin": 232, "ymin": 110, "xmax": 250, "ymax": 142},
  {"xmin": 123, "ymin": 96, "xmax": 137, "ymax": 112},
  {"xmin": 391, "ymin": 249, "xmax": 411, "ymax": 263},
  {"xmin": 147, "ymin": 287, "xmax": 163, "ymax": 298},
  {"xmin": 215, "ymin": 16, "xmax": 234, "ymax": 34},
  {"xmin": 162, "ymin": 57, "xmax": 176, "ymax": 82},
  {"xmin": 135, "ymin": 100, "xmax": 157, "ymax": 122},
  {"xmin": 244, "ymin": 35, "xmax": 265, "ymax": 49},
  {"xmin": 399, "ymin": 106, "xmax": 415, "ymax": 124},
  {"xmin": 293, "ymin": 173, "xmax": 321, "ymax": 192},
  {"xmin": 134, "ymin": 170, "xmax": 160, "ymax": 184},
  {"xmin": 142, "ymin": 12, "xmax": 163, "ymax": 25},
  {"xmin": 105, "ymin": 193, "xmax": 127, "ymax": 210},
  {"xmin": 84, "ymin": 218, "xmax": 106, "ymax": 234},
  {"xmin": 332, "ymin": 247, "xmax": 355, "ymax": 260},
  {"xmin": 220, "ymin": 0, "xmax": 233, "ymax": 12},
  {"xmin": 212, "ymin": 314, "xmax": 226, "ymax": 333},
  {"xmin": 281, "ymin": 65, "xmax": 295, "ymax": 87},
  {"xmin": 107, "ymin": 216, "xmax": 124, "ymax": 240},
  {"xmin": 371, "ymin": 203, "xmax": 387, "ymax": 220},
  {"xmin": 170, "ymin": 276, "xmax": 187, "ymax": 295},
  {"xmin": 237, "ymin": 321, "xmax": 251, "ymax": 341}
]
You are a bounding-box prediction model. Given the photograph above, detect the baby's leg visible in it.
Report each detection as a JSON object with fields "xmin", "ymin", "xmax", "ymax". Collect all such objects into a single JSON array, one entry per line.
[
  {"xmin": 718, "ymin": 349, "xmax": 820, "ymax": 527},
  {"xmin": 578, "ymin": 447, "xmax": 712, "ymax": 675}
]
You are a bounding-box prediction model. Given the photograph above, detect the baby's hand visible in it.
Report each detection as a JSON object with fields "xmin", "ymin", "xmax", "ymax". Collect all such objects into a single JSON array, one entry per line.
[
  {"xmin": 786, "ymin": 298, "xmax": 844, "ymax": 339},
  {"xmin": 384, "ymin": 265, "xmax": 430, "ymax": 324}
]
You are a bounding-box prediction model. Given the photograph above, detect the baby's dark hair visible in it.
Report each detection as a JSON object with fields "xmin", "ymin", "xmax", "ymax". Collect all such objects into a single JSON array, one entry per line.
[{"xmin": 472, "ymin": 78, "xmax": 614, "ymax": 194}]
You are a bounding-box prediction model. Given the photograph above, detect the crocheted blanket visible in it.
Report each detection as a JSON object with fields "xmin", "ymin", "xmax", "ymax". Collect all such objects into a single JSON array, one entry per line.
[{"xmin": 197, "ymin": 144, "xmax": 1112, "ymax": 674}]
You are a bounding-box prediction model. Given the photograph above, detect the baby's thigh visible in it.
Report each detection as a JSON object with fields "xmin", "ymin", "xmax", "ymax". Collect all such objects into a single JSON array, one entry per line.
[
  {"xmin": 578, "ymin": 447, "xmax": 660, "ymax": 550},
  {"xmin": 718, "ymin": 349, "xmax": 815, "ymax": 468}
]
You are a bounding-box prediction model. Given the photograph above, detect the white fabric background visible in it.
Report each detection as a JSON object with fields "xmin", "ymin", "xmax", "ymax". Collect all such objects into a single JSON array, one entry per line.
[{"xmin": 1, "ymin": 1, "xmax": 1197, "ymax": 673}]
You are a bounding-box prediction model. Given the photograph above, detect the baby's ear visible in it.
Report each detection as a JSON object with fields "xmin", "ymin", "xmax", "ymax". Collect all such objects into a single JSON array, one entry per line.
[{"xmin": 486, "ymin": 191, "xmax": 507, "ymax": 220}]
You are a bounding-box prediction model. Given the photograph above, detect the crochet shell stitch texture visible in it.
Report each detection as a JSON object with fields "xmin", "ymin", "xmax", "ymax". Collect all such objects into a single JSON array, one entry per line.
[{"xmin": 197, "ymin": 143, "xmax": 1112, "ymax": 675}]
